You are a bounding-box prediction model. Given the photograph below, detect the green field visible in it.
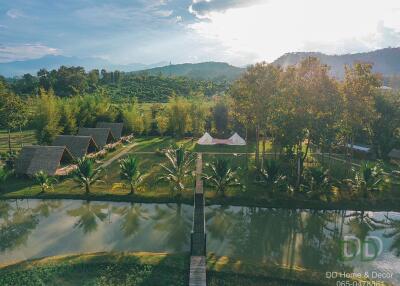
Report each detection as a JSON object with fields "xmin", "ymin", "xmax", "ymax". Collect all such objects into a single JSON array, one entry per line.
[
  {"xmin": 0, "ymin": 130, "xmax": 37, "ymax": 154},
  {"xmin": 0, "ymin": 251, "xmax": 367, "ymax": 286}
]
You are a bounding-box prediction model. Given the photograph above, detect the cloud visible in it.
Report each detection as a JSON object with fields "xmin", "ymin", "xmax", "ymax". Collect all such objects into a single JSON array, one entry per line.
[
  {"xmin": 189, "ymin": 0, "xmax": 265, "ymax": 18},
  {"xmin": 189, "ymin": 0, "xmax": 400, "ymax": 64},
  {"xmin": 302, "ymin": 22, "xmax": 400, "ymax": 55},
  {"xmin": 0, "ymin": 44, "xmax": 61, "ymax": 63},
  {"xmin": 6, "ymin": 9, "xmax": 25, "ymax": 19},
  {"xmin": 153, "ymin": 9, "xmax": 174, "ymax": 17}
]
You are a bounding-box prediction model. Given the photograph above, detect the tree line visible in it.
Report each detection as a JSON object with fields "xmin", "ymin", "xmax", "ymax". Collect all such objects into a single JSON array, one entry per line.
[
  {"xmin": 229, "ymin": 57, "xmax": 400, "ymax": 185},
  {"xmin": 3, "ymin": 66, "xmax": 229, "ymax": 102}
]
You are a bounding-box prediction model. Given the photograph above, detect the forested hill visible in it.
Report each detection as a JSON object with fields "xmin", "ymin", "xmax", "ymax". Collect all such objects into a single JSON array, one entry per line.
[
  {"xmin": 2, "ymin": 67, "xmax": 230, "ymax": 102},
  {"xmin": 273, "ymin": 47, "xmax": 400, "ymax": 78},
  {"xmin": 133, "ymin": 62, "xmax": 244, "ymax": 81}
]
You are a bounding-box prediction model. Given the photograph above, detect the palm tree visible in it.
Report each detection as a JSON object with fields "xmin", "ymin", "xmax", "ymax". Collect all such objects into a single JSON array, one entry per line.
[
  {"xmin": 119, "ymin": 155, "xmax": 143, "ymax": 195},
  {"xmin": 34, "ymin": 171, "xmax": 56, "ymax": 193},
  {"xmin": 72, "ymin": 157, "xmax": 103, "ymax": 194},
  {"xmin": 203, "ymin": 158, "xmax": 242, "ymax": 197},
  {"xmin": 303, "ymin": 166, "xmax": 332, "ymax": 201},
  {"xmin": 158, "ymin": 146, "xmax": 195, "ymax": 197},
  {"xmin": 344, "ymin": 162, "xmax": 386, "ymax": 198},
  {"xmin": 256, "ymin": 159, "xmax": 287, "ymax": 193},
  {"xmin": 0, "ymin": 167, "xmax": 9, "ymax": 191}
]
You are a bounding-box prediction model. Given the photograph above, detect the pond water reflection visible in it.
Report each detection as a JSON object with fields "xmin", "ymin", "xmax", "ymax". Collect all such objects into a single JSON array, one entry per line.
[{"xmin": 0, "ymin": 200, "xmax": 399, "ymax": 283}]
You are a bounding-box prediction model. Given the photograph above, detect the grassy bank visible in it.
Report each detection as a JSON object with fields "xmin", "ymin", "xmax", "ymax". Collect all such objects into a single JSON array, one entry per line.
[
  {"xmin": 1, "ymin": 136, "xmax": 399, "ymax": 212},
  {"xmin": 0, "ymin": 252, "xmax": 390, "ymax": 286}
]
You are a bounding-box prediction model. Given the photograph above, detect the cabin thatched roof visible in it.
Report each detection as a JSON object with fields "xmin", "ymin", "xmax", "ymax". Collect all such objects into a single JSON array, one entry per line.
[
  {"xmin": 96, "ymin": 122, "xmax": 124, "ymax": 139},
  {"xmin": 388, "ymin": 149, "xmax": 400, "ymax": 160},
  {"xmin": 15, "ymin": 146, "xmax": 74, "ymax": 176},
  {"xmin": 52, "ymin": 135, "xmax": 99, "ymax": 158},
  {"xmin": 77, "ymin": 128, "xmax": 115, "ymax": 148}
]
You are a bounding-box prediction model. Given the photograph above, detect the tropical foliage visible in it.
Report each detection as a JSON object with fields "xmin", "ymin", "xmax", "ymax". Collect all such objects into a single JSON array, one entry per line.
[
  {"xmin": 119, "ymin": 155, "xmax": 143, "ymax": 194},
  {"xmin": 203, "ymin": 159, "xmax": 242, "ymax": 196},
  {"xmin": 158, "ymin": 146, "xmax": 195, "ymax": 196},
  {"xmin": 34, "ymin": 171, "xmax": 56, "ymax": 193},
  {"xmin": 344, "ymin": 162, "xmax": 386, "ymax": 197},
  {"xmin": 72, "ymin": 157, "xmax": 103, "ymax": 193},
  {"xmin": 0, "ymin": 167, "xmax": 9, "ymax": 190}
]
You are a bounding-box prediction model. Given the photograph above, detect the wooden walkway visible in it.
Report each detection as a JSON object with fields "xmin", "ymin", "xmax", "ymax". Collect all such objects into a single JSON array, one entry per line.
[{"xmin": 189, "ymin": 153, "xmax": 206, "ymax": 286}]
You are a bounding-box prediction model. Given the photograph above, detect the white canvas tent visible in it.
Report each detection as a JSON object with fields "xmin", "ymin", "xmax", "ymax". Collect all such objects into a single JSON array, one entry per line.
[
  {"xmin": 197, "ymin": 132, "xmax": 246, "ymax": 146},
  {"xmin": 198, "ymin": 132, "xmax": 214, "ymax": 145},
  {"xmin": 228, "ymin": 133, "xmax": 246, "ymax": 145}
]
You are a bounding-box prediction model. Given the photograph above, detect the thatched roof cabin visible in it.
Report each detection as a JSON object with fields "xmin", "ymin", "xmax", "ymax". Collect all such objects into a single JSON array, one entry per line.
[
  {"xmin": 52, "ymin": 135, "xmax": 99, "ymax": 158},
  {"xmin": 96, "ymin": 122, "xmax": 124, "ymax": 139},
  {"xmin": 15, "ymin": 146, "xmax": 74, "ymax": 176},
  {"xmin": 77, "ymin": 128, "xmax": 115, "ymax": 149}
]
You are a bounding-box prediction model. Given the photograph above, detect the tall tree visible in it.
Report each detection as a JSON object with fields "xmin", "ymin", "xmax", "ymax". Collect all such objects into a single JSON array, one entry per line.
[
  {"xmin": 0, "ymin": 92, "xmax": 28, "ymax": 153},
  {"xmin": 212, "ymin": 99, "xmax": 229, "ymax": 136},
  {"xmin": 340, "ymin": 63, "xmax": 381, "ymax": 167},
  {"xmin": 33, "ymin": 88, "xmax": 62, "ymax": 144},
  {"xmin": 166, "ymin": 95, "xmax": 192, "ymax": 138}
]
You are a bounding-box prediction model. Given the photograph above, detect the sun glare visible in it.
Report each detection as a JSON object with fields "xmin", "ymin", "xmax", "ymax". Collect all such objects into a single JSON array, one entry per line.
[{"xmin": 190, "ymin": 0, "xmax": 400, "ymax": 63}]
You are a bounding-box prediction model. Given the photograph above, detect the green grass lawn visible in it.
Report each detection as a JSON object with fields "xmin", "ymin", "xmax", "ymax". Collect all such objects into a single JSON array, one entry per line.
[
  {"xmin": 1, "ymin": 136, "xmax": 400, "ymax": 211},
  {"xmin": 0, "ymin": 129, "xmax": 37, "ymax": 153},
  {"xmin": 0, "ymin": 252, "xmax": 384, "ymax": 286}
]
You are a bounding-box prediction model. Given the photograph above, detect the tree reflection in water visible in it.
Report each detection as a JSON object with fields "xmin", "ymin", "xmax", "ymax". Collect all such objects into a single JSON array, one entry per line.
[
  {"xmin": 345, "ymin": 211, "xmax": 385, "ymax": 241},
  {"xmin": 381, "ymin": 214, "xmax": 400, "ymax": 257},
  {"xmin": 206, "ymin": 207, "xmax": 367, "ymax": 274},
  {"xmin": 66, "ymin": 201, "xmax": 108, "ymax": 234},
  {"xmin": 0, "ymin": 200, "xmax": 61, "ymax": 252},
  {"xmin": 112, "ymin": 203, "xmax": 149, "ymax": 238},
  {"xmin": 205, "ymin": 205, "xmax": 234, "ymax": 242},
  {"xmin": 151, "ymin": 203, "xmax": 191, "ymax": 252}
]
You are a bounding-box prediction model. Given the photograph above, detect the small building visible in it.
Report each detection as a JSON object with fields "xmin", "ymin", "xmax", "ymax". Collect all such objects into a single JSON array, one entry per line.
[
  {"xmin": 77, "ymin": 128, "xmax": 115, "ymax": 149},
  {"xmin": 197, "ymin": 132, "xmax": 246, "ymax": 146},
  {"xmin": 15, "ymin": 146, "xmax": 74, "ymax": 176},
  {"xmin": 388, "ymin": 149, "xmax": 400, "ymax": 164},
  {"xmin": 228, "ymin": 133, "xmax": 246, "ymax": 146},
  {"xmin": 198, "ymin": 132, "xmax": 214, "ymax": 145},
  {"xmin": 52, "ymin": 135, "xmax": 99, "ymax": 158},
  {"xmin": 96, "ymin": 122, "xmax": 124, "ymax": 139}
]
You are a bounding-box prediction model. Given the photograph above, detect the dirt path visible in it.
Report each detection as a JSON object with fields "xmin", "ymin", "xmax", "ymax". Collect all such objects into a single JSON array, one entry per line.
[{"xmin": 100, "ymin": 143, "xmax": 137, "ymax": 168}]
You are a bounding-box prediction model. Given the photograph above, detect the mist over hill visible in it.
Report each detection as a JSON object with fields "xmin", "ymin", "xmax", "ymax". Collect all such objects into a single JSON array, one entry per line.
[{"xmin": 273, "ymin": 47, "xmax": 400, "ymax": 78}]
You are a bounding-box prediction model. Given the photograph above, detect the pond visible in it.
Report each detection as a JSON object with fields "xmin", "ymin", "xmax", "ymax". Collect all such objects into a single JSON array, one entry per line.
[{"xmin": 0, "ymin": 199, "xmax": 399, "ymax": 283}]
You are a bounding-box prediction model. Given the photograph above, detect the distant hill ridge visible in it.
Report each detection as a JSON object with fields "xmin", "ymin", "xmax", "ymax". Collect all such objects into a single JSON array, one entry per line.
[
  {"xmin": 133, "ymin": 62, "xmax": 245, "ymax": 81},
  {"xmin": 1, "ymin": 47, "xmax": 400, "ymax": 80},
  {"xmin": 273, "ymin": 47, "xmax": 400, "ymax": 78},
  {"xmin": 0, "ymin": 55, "xmax": 167, "ymax": 78}
]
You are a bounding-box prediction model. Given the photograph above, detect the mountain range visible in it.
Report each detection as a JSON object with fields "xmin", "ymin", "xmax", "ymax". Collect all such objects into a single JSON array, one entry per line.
[
  {"xmin": 0, "ymin": 55, "xmax": 167, "ymax": 78},
  {"xmin": 1, "ymin": 47, "xmax": 400, "ymax": 80},
  {"xmin": 273, "ymin": 47, "xmax": 400, "ymax": 78}
]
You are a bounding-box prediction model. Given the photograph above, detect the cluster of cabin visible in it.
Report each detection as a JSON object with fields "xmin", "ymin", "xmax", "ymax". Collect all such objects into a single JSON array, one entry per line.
[{"xmin": 15, "ymin": 122, "xmax": 127, "ymax": 177}]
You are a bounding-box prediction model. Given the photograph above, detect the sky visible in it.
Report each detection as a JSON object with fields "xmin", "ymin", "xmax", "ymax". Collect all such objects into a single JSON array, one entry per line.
[{"xmin": 1, "ymin": 0, "xmax": 400, "ymax": 66}]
